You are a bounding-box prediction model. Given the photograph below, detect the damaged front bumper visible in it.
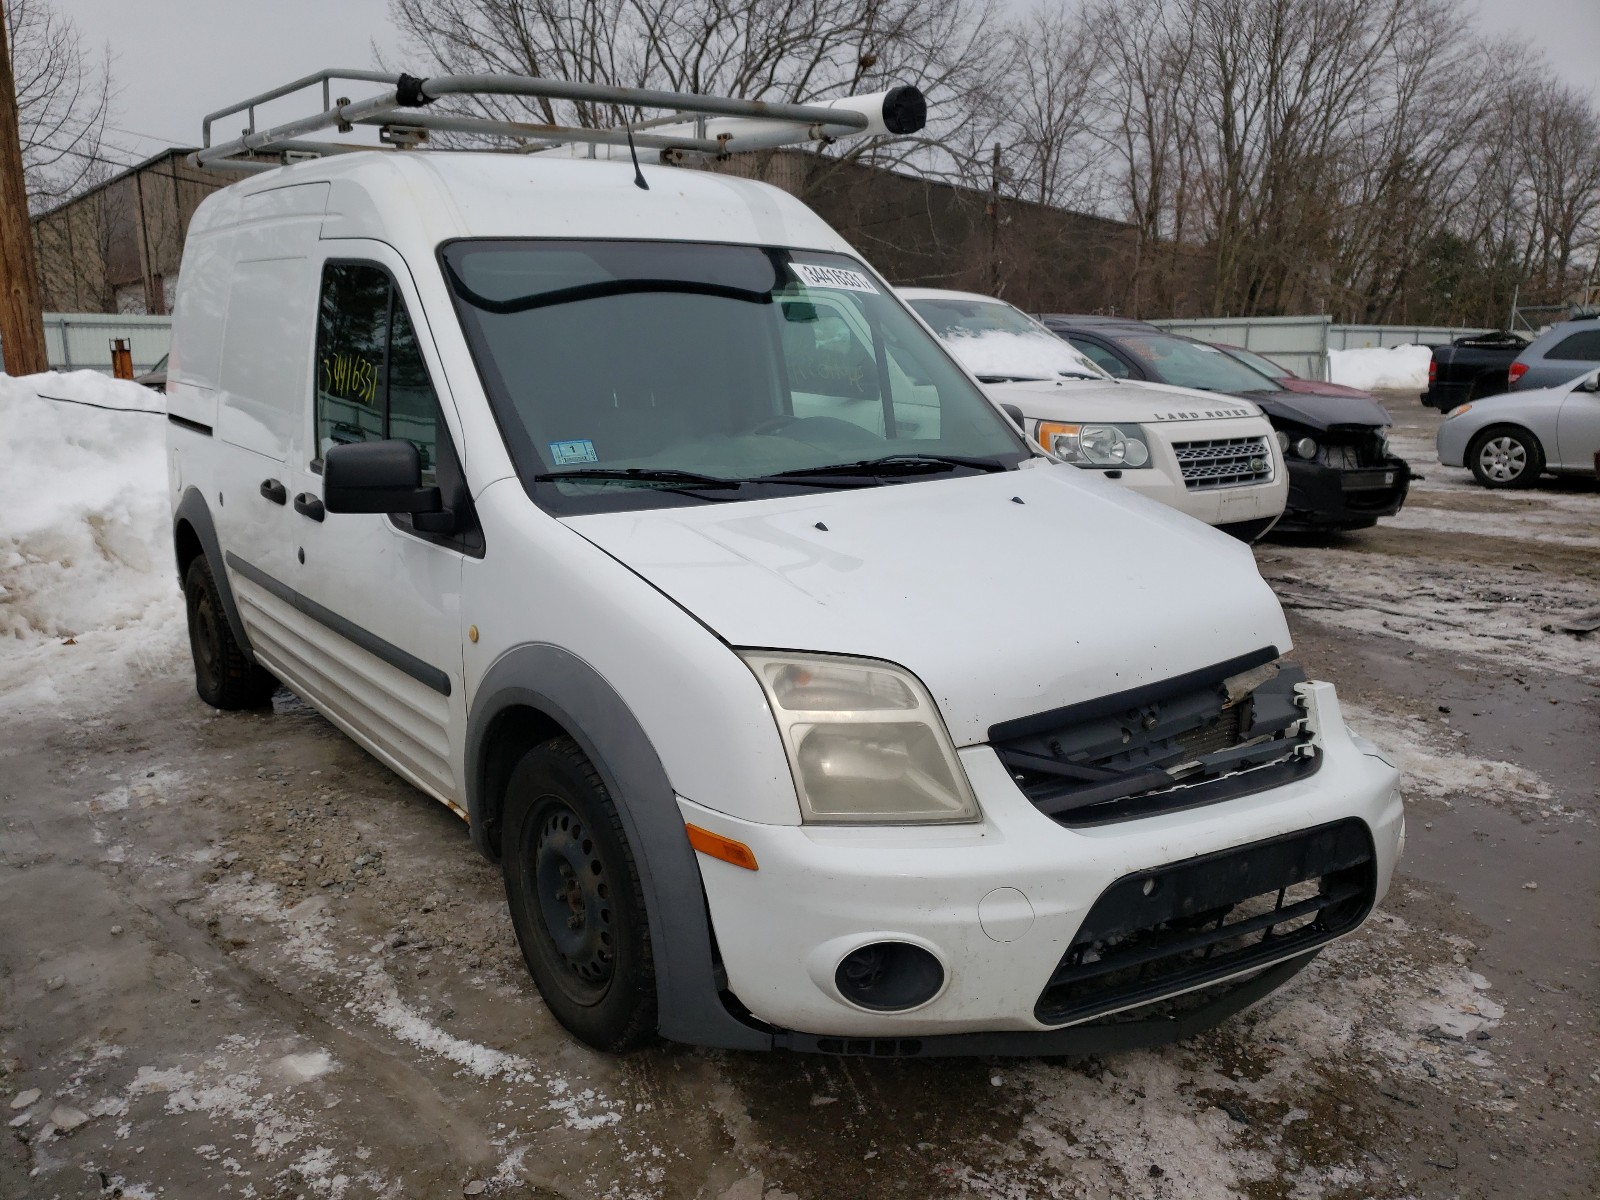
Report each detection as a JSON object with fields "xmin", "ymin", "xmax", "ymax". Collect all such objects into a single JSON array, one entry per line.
[
  {"xmin": 1276, "ymin": 456, "xmax": 1411, "ymax": 532},
  {"xmin": 683, "ymin": 681, "xmax": 1403, "ymax": 1056}
]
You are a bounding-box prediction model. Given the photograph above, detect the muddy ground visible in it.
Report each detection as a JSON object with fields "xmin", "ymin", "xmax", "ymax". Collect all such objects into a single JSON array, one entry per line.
[{"xmin": 2, "ymin": 396, "xmax": 1596, "ymax": 1199}]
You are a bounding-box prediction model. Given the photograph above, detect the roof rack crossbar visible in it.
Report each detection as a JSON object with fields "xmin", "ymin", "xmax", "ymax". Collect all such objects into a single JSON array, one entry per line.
[
  {"xmin": 202, "ymin": 69, "xmax": 402, "ymax": 148},
  {"xmin": 190, "ymin": 68, "xmax": 912, "ymax": 172}
]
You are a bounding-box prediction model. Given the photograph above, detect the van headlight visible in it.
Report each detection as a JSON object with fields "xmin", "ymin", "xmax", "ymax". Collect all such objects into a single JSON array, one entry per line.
[
  {"xmin": 739, "ymin": 652, "xmax": 981, "ymax": 825},
  {"xmin": 1036, "ymin": 421, "xmax": 1151, "ymax": 468}
]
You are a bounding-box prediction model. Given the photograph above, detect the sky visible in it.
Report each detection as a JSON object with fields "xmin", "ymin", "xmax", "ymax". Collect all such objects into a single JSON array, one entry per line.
[{"xmin": 45, "ymin": 0, "xmax": 1600, "ymax": 170}]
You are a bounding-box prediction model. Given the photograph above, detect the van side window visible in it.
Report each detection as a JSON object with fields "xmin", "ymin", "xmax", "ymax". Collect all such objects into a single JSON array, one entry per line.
[{"xmin": 315, "ymin": 262, "xmax": 440, "ymax": 482}]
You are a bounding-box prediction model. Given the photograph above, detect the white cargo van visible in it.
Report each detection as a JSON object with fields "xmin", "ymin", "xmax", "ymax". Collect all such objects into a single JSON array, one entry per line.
[
  {"xmin": 900, "ymin": 288, "xmax": 1288, "ymax": 541},
  {"xmin": 166, "ymin": 71, "xmax": 1403, "ymax": 1054}
]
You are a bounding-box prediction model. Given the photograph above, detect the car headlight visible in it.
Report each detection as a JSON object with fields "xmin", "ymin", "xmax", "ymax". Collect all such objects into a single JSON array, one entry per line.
[
  {"xmin": 739, "ymin": 651, "xmax": 981, "ymax": 825},
  {"xmin": 1035, "ymin": 421, "xmax": 1151, "ymax": 468},
  {"xmin": 1292, "ymin": 436, "xmax": 1318, "ymax": 459}
]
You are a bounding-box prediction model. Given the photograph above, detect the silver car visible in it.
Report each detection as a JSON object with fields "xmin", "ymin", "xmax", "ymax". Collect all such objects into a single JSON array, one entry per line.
[{"xmin": 1436, "ymin": 367, "xmax": 1600, "ymax": 487}]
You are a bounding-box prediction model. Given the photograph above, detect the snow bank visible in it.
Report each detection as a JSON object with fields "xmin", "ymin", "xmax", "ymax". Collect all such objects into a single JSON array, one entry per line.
[
  {"xmin": 940, "ymin": 329, "xmax": 1104, "ymax": 380},
  {"xmin": 1327, "ymin": 344, "xmax": 1432, "ymax": 391},
  {"xmin": 0, "ymin": 371, "xmax": 182, "ymax": 708}
]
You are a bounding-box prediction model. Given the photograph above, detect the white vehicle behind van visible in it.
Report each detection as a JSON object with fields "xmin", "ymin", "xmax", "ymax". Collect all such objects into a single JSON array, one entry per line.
[
  {"xmin": 901, "ymin": 288, "xmax": 1288, "ymax": 541},
  {"xmin": 165, "ymin": 70, "xmax": 1402, "ymax": 1056}
]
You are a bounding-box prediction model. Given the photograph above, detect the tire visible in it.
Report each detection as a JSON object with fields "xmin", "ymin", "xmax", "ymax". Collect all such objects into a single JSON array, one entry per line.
[
  {"xmin": 501, "ymin": 737, "xmax": 656, "ymax": 1051},
  {"xmin": 184, "ymin": 555, "xmax": 278, "ymax": 709},
  {"xmin": 1467, "ymin": 425, "xmax": 1544, "ymax": 489}
]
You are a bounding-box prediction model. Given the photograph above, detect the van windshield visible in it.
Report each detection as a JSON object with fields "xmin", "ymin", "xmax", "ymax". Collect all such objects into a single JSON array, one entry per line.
[{"xmin": 441, "ymin": 240, "xmax": 1030, "ymax": 514}]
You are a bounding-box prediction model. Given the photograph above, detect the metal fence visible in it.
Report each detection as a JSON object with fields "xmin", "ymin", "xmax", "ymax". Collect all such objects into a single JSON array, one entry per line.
[
  {"xmin": 43, "ymin": 313, "xmax": 172, "ymax": 374},
  {"xmin": 1326, "ymin": 324, "xmax": 1489, "ymax": 351},
  {"xmin": 1150, "ymin": 316, "xmax": 1493, "ymax": 382},
  {"xmin": 1, "ymin": 313, "xmax": 173, "ymax": 375},
  {"xmin": 1150, "ymin": 315, "xmax": 1332, "ymax": 381}
]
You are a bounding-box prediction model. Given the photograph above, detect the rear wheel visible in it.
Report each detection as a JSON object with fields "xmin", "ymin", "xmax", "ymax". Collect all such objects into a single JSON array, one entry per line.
[
  {"xmin": 184, "ymin": 555, "xmax": 277, "ymax": 709},
  {"xmin": 1467, "ymin": 425, "xmax": 1544, "ymax": 489},
  {"xmin": 502, "ymin": 737, "xmax": 656, "ymax": 1051}
]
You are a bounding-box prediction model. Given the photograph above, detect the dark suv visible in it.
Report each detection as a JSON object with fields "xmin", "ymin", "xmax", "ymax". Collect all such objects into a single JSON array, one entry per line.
[{"xmin": 1039, "ymin": 315, "xmax": 1410, "ymax": 533}]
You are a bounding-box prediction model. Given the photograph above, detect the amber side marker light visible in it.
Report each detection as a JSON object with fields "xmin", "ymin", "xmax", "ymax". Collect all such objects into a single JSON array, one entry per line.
[{"xmin": 685, "ymin": 824, "xmax": 759, "ymax": 871}]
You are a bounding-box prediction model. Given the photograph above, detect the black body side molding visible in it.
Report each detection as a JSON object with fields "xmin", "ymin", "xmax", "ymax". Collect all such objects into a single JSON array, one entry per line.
[{"xmin": 223, "ymin": 553, "xmax": 451, "ymax": 696}]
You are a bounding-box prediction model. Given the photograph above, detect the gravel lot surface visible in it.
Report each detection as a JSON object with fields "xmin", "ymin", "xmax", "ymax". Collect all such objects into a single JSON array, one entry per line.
[{"xmin": 2, "ymin": 394, "xmax": 1595, "ymax": 1199}]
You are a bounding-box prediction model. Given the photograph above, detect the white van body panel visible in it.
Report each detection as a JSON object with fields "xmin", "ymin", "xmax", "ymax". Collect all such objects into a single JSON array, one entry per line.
[
  {"xmin": 466, "ymin": 477, "xmax": 802, "ymax": 827},
  {"xmin": 564, "ymin": 464, "xmax": 1289, "ymax": 747}
]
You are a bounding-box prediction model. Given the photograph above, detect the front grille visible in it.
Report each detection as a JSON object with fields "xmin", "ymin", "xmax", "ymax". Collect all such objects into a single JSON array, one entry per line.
[
  {"xmin": 1035, "ymin": 819, "xmax": 1376, "ymax": 1025},
  {"xmin": 1171, "ymin": 436, "xmax": 1273, "ymax": 490},
  {"xmin": 990, "ymin": 649, "xmax": 1318, "ymax": 827}
]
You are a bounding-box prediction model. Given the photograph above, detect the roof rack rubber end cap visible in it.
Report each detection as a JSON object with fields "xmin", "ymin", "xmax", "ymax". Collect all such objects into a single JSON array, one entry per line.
[
  {"xmin": 882, "ymin": 85, "xmax": 927, "ymax": 135},
  {"xmin": 395, "ymin": 73, "xmax": 434, "ymax": 108}
]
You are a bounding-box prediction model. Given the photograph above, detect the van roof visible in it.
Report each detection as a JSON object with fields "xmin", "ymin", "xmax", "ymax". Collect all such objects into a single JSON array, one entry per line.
[{"xmin": 192, "ymin": 149, "xmax": 856, "ymax": 256}]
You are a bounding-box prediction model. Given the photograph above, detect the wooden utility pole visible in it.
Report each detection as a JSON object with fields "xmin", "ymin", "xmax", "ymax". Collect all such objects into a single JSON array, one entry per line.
[{"xmin": 0, "ymin": 4, "xmax": 48, "ymax": 375}]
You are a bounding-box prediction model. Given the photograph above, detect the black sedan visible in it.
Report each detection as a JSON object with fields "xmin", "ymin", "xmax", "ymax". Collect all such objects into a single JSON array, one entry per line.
[{"xmin": 1038, "ymin": 315, "xmax": 1410, "ymax": 533}]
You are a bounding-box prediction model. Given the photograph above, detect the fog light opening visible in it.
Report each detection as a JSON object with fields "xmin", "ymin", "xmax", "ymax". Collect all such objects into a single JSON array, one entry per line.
[{"xmin": 834, "ymin": 941, "xmax": 946, "ymax": 1012}]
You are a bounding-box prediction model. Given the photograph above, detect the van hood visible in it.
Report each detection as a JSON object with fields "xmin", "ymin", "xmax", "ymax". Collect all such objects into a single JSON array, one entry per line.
[
  {"xmin": 1241, "ymin": 389, "xmax": 1392, "ymax": 430},
  {"xmin": 563, "ymin": 466, "xmax": 1291, "ymax": 745},
  {"xmin": 987, "ymin": 377, "xmax": 1265, "ymax": 425}
]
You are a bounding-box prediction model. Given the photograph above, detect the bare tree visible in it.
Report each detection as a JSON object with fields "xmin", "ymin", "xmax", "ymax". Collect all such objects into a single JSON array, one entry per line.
[
  {"xmin": 387, "ymin": 0, "xmax": 1003, "ymax": 179},
  {"xmin": 4, "ymin": 0, "xmax": 110, "ymax": 211}
]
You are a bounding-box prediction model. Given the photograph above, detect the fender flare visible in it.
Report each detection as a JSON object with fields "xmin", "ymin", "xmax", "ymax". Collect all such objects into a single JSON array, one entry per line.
[
  {"xmin": 174, "ymin": 486, "xmax": 254, "ymax": 656},
  {"xmin": 466, "ymin": 643, "xmax": 771, "ymax": 1051}
]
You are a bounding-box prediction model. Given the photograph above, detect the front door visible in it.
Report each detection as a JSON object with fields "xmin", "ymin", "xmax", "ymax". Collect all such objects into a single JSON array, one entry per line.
[
  {"xmin": 282, "ymin": 244, "xmax": 471, "ymax": 811},
  {"xmin": 1556, "ymin": 374, "xmax": 1600, "ymax": 472}
]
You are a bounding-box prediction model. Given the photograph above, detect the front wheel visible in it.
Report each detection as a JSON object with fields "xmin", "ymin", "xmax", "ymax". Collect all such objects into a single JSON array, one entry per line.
[
  {"xmin": 502, "ymin": 737, "xmax": 656, "ymax": 1051},
  {"xmin": 184, "ymin": 555, "xmax": 277, "ymax": 709},
  {"xmin": 1467, "ymin": 426, "xmax": 1544, "ymax": 489}
]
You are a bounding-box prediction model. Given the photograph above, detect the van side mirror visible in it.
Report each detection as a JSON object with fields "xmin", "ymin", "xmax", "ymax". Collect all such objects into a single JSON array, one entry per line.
[
  {"xmin": 1000, "ymin": 403, "xmax": 1026, "ymax": 430},
  {"xmin": 324, "ymin": 439, "xmax": 444, "ymax": 517}
]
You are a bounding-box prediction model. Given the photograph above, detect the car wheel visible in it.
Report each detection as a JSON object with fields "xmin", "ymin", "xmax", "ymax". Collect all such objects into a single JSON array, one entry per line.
[
  {"xmin": 184, "ymin": 555, "xmax": 278, "ymax": 709},
  {"xmin": 1467, "ymin": 426, "xmax": 1544, "ymax": 489},
  {"xmin": 502, "ymin": 737, "xmax": 656, "ymax": 1052}
]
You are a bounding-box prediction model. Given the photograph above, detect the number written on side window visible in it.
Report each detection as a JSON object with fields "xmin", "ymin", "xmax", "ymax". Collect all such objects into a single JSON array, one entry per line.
[{"xmin": 315, "ymin": 263, "xmax": 441, "ymax": 482}]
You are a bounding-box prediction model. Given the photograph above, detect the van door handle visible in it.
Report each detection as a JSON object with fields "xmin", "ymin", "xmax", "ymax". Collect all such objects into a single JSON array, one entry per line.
[
  {"xmin": 259, "ymin": 478, "xmax": 287, "ymax": 505},
  {"xmin": 293, "ymin": 493, "xmax": 325, "ymax": 522}
]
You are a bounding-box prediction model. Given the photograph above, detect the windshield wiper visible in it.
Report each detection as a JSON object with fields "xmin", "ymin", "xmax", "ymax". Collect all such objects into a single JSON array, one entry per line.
[
  {"xmin": 533, "ymin": 467, "xmax": 744, "ymax": 490},
  {"xmin": 765, "ymin": 453, "xmax": 1009, "ymax": 480}
]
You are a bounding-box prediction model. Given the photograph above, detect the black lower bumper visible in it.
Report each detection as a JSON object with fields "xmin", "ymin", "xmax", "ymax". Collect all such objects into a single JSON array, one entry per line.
[
  {"xmin": 1275, "ymin": 458, "xmax": 1410, "ymax": 532},
  {"xmin": 770, "ymin": 951, "xmax": 1321, "ymax": 1057}
]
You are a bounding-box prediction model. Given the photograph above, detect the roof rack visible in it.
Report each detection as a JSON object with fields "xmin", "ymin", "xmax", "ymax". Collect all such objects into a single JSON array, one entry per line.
[{"xmin": 191, "ymin": 69, "xmax": 927, "ymax": 173}]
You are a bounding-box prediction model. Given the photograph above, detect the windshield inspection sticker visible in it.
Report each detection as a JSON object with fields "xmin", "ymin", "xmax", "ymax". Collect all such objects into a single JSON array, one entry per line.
[
  {"xmin": 792, "ymin": 262, "xmax": 879, "ymax": 294},
  {"xmin": 550, "ymin": 439, "xmax": 599, "ymax": 465}
]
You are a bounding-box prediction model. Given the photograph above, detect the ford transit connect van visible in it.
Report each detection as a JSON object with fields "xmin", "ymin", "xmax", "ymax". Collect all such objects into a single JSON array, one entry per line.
[{"xmin": 166, "ymin": 72, "xmax": 1403, "ymax": 1054}]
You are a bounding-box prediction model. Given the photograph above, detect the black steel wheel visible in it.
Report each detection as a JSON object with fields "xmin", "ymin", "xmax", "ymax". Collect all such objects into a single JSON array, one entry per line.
[
  {"xmin": 184, "ymin": 555, "xmax": 277, "ymax": 709},
  {"xmin": 502, "ymin": 737, "xmax": 656, "ymax": 1051}
]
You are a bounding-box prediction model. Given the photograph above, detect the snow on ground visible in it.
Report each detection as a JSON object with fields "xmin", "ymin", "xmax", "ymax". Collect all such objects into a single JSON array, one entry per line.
[
  {"xmin": 1343, "ymin": 702, "xmax": 1561, "ymax": 813},
  {"xmin": 0, "ymin": 371, "xmax": 183, "ymax": 711},
  {"xmin": 1328, "ymin": 344, "xmax": 1432, "ymax": 391}
]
